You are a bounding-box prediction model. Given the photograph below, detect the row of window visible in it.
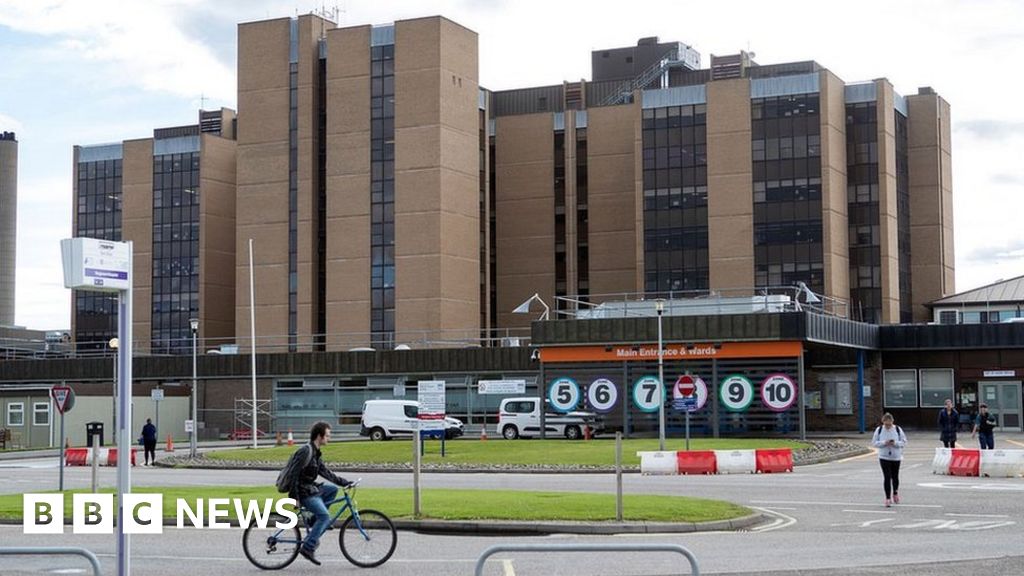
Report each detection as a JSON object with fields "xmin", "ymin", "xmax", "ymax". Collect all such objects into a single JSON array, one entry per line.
[
  {"xmin": 5, "ymin": 402, "xmax": 49, "ymax": 427},
  {"xmin": 883, "ymin": 369, "xmax": 954, "ymax": 408}
]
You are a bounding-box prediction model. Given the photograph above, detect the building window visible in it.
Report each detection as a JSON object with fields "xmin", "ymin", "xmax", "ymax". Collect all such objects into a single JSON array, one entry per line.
[
  {"xmin": 752, "ymin": 94, "xmax": 823, "ymax": 295},
  {"xmin": 883, "ymin": 369, "xmax": 917, "ymax": 408},
  {"xmin": 919, "ymin": 368, "xmax": 954, "ymax": 408},
  {"xmin": 846, "ymin": 101, "xmax": 880, "ymax": 323},
  {"xmin": 33, "ymin": 402, "xmax": 50, "ymax": 426},
  {"xmin": 74, "ymin": 157, "xmax": 123, "ymax": 351},
  {"xmin": 642, "ymin": 104, "xmax": 710, "ymax": 296},
  {"xmin": 938, "ymin": 310, "xmax": 959, "ymax": 324},
  {"xmin": 370, "ymin": 43, "xmax": 395, "ymax": 347},
  {"xmin": 7, "ymin": 402, "xmax": 24, "ymax": 426}
]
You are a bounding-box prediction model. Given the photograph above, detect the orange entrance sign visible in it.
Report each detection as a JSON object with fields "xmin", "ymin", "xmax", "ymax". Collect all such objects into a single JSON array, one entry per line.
[{"xmin": 538, "ymin": 341, "xmax": 802, "ymax": 363}]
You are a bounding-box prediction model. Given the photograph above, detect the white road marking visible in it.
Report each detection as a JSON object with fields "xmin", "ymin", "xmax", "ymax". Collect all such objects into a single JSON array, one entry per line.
[
  {"xmin": 919, "ymin": 481, "xmax": 1024, "ymax": 492},
  {"xmin": 503, "ymin": 559, "xmax": 516, "ymax": 576},
  {"xmin": 830, "ymin": 518, "xmax": 895, "ymax": 528},
  {"xmin": 841, "ymin": 509, "xmax": 896, "ymax": 514},
  {"xmin": 945, "ymin": 513, "xmax": 1010, "ymax": 518},
  {"xmin": 751, "ymin": 499, "xmax": 941, "ymax": 508},
  {"xmin": 747, "ymin": 507, "xmax": 797, "ymax": 533}
]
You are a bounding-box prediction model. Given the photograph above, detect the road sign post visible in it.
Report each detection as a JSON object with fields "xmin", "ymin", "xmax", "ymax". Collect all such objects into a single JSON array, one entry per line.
[
  {"xmin": 50, "ymin": 386, "xmax": 74, "ymax": 491},
  {"xmin": 62, "ymin": 237, "xmax": 132, "ymax": 576}
]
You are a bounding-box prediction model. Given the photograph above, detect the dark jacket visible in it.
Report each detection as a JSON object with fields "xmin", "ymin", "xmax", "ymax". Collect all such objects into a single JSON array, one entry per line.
[
  {"xmin": 937, "ymin": 408, "xmax": 959, "ymax": 438},
  {"xmin": 142, "ymin": 423, "xmax": 157, "ymax": 443},
  {"xmin": 976, "ymin": 412, "xmax": 997, "ymax": 434},
  {"xmin": 289, "ymin": 442, "xmax": 350, "ymax": 500}
]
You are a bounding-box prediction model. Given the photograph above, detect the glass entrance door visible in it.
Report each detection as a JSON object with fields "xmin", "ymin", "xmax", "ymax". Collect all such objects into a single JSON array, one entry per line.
[{"xmin": 979, "ymin": 381, "xmax": 1022, "ymax": 432}]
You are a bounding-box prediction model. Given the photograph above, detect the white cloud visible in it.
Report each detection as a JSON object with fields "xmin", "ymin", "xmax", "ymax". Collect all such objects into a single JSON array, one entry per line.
[
  {"xmin": 0, "ymin": 0, "xmax": 235, "ymax": 101},
  {"xmin": 0, "ymin": 112, "xmax": 23, "ymax": 132}
]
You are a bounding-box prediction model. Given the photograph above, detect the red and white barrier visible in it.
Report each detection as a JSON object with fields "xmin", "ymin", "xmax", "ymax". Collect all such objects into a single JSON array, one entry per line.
[
  {"xmin": 714, "ymin": 450, "xmax": 757, "ymax": 474},
  {"xmin": 933, "ymin": 448, "xmax": 1024, "ymax": 477},
  {"xmin": 637, "ymin": 451, "xmax": 681, "ymax": 475},
  {"xmin": 65, "ymin": 447, "xmax": 137, "ymax": 467},
  {"xmin": 638, "ymin": 448, "xmax": 791, "ymax": 475}
]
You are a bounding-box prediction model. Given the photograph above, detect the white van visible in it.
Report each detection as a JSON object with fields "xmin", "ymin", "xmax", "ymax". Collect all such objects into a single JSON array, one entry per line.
[
  {"xmin": 496, "ymin": 397, "xmax": 603, "ymax": 440},
  {"xmin": 360, "ymin": 400, "xmax": 464, "ymax": 441}
]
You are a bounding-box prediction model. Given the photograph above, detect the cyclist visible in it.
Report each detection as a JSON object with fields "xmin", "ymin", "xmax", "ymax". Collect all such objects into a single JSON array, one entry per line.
[{"xmin": 287, "ymin": 421, "xmax": 353, "ymax": 566}]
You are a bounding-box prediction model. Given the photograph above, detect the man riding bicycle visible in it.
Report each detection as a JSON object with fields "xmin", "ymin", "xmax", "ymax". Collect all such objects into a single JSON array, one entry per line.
[{"xmin": 285, "ymin": 421, "xmax": 353, "ymax": 566}]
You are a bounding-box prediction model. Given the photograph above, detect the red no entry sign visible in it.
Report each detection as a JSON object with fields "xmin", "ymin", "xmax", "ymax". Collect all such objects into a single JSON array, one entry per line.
[{"xmin": 675, "ymin": 375, "xmax": 697, "ymax": 397}]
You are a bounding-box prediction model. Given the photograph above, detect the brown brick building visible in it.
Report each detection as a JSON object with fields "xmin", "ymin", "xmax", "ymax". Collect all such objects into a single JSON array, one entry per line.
[{"xmin": 72, "ymin": 14, "xmax": 953, "ymax": 353}]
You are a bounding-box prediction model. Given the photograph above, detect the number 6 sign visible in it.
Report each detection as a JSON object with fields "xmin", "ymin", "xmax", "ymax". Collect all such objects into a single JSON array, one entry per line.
[
  {"xmin": 760, "ymin": 373, "xmax": 797, "ymax": 411},
  {"xmin": 587, "ymin": 378, "xmax": 618, "ymax": 413}
]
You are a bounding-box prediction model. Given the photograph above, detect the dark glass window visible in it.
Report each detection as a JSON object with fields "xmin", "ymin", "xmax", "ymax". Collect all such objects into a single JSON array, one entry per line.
[
  {"xmin": 73, "ymin": 158, "xmax": 123, "ymax": 351},
  {"xmin": 370, "ymin": 44, "xmax": 395, "ymax": 347},
  {"xmin": 752, "ymin": 94, "xmax": 823, "ymax": 295},
  {"xmin": 895, "ymin": 110, "xmax": 912, "ymax": 323},
  {"xmin": 150, "ymin": 151, "xmax": 200, "ymax": 354},
  {"xmin": 642, "ymin": 104, "xmax": 710, "ymax": 296},
  {"xmin": 845, "ymin": 101, "xmax": 880, "ymax": 323},
  {"xmin": 288, "ymin": 61, "xmax": 299, "ymax": 351},
  {"xmin": 576, "ymin": 127, "xmax": 589, "ymax": 300},
  {"xmin": 554, "ymin": 130, "xmax": 567, "ymax": 307}
]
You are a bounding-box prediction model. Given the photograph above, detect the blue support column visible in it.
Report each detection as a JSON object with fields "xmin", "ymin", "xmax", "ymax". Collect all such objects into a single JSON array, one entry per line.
[{"xmin": 857, "ymin": 350, "xmax": 866, "ymax": 434}]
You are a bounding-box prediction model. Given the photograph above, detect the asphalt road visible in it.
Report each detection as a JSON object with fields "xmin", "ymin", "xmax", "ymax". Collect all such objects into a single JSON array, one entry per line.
[{"xmin": 2, "ymin": 432, "xmax": 1023, "ymax": 575}]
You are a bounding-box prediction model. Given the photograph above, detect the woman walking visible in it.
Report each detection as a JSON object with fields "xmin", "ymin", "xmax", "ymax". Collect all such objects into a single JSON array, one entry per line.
[{"xmin": 872, "ymin": 412, "xmax": 907, "ymax": 507}]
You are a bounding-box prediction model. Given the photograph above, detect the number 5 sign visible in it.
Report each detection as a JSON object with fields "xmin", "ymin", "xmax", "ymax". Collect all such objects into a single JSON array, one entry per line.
[
  {"xmin": 548, "ymin": 377, "xmax": 581, "ymax": 412},
  {"xmin": 760, "ymin": 374, "xmax": 797, "ymax": 411}
]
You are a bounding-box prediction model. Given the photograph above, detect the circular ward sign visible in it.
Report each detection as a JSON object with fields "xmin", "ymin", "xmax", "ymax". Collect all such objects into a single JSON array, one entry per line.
[
  {"xmin": 760, "ymin": 373, "xmax": 797, "ymax": 412},
  {"xmin": 587, "ymin": 378, "xmax": 618, "ymax": 413},
  {"xmin": 548, "ymin": 377, "xmax": 581, "ymax": 413},
  {"xmin": 719, "ymin": 374, "xmax": 754, "ymax": 412},
  {"xmin": 632, "ymin": 376, "xmax": 664, "ymax": 413}
]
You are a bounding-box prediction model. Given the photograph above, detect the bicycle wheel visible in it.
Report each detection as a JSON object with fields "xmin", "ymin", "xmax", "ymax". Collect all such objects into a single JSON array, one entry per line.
[
  {"xmin": 338, "ymin": 508, "xmax": 397, "ymax": 568},
  {"xmin": 243, "ymin": 513, "xmax": 302, "ymax": 570}
]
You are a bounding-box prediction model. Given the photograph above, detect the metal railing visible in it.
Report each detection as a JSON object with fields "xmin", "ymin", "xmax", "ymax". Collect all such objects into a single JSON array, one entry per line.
[
  {"xmin": 0, "ymin": 547, "xmax": 102, "ymax": 576},
  {"xmin": 552, "ymin": 285, "xmax": 849, "ymax": 320},
  {"xmin": 474, "ymin": 543, "xmax": 700, "ymax": 576}
]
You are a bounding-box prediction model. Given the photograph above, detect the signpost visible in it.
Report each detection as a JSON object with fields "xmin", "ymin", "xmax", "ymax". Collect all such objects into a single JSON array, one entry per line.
[
  {"xmin": 62, "ymin": 237, "xmax": 133, "ymax": 576},
  {"xmin": 672, "ymin": 375, "xmax": 706, "ymax": 451},
  {"xmin": 151, "ymin": 388, "xmax": 163, "ymax": 438},
  {"xmin": 417, "ymin": 380, "xmax": 447, "ymax": 452},
  {"xmin": 478, "ymin": 379, "xmax": 526, "ymax": 395},
  {"xmin": 51, "ymin": 385, "xmax": 75, "ymax": 491}
]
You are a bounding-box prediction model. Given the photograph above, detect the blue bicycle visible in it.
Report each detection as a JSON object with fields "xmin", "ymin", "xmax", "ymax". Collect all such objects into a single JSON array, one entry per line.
[{"xmin": 243, "ymin": 480, "xmax": 397, "ymax": 569}]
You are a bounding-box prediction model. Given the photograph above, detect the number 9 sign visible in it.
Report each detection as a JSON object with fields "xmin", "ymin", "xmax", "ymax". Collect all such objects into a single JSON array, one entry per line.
[
  {"xmin": 760, "ymin": 373, "xmax": 797, "ymax": 411},
  {"xmin": 719, "ymin": 374, "xmax": 753, "ymax": 412},
  {"xmin": 632, "ymin": 376, "xmax": 664, "ymax": 413},
  {"xmin": 587, "ymin": 378, "xmax": 618, "ymax": 413},
  {"xmin": 548, "ymin": 377, "xmax": 580, "ymax": 412}
]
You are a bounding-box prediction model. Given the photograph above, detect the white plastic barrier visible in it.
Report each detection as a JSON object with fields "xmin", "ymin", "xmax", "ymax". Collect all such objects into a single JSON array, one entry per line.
[
  {"xmin": 932, "ymin": 448, "xmax": 952, "ymax": 475},
  {"xmin": 714, "ymin": 449, "xmax": 756, "ymax": 474},
  {"xmin": 980, "ymin": 449, "xmax": 1024, "ymax": 478},
  {"xmin": 637, "ymin": 451, "xmax": 679, "ymax": 475}
]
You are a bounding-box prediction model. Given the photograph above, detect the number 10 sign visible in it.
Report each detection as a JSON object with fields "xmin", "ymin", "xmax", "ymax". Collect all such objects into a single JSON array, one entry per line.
[{"xmin": 760, "ymin": 374, "xmax": 797, "ymax": 411}]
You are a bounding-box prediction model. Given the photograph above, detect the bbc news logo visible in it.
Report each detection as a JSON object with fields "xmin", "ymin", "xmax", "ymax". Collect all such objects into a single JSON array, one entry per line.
[{"xmin": 23, "ymin": 494, "xmax": 299, "ymax": 534}]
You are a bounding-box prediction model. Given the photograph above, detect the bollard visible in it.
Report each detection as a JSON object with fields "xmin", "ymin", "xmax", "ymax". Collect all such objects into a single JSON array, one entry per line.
[
  {"xmin": 165, "ymin": 434, "xmax": 174, "ymax": 452},
  {"xmin": 275, "ymin": 431, "xmax": 282, "ymax": 446},
  {"xmin": 90, "ymin": 434, "xmax": 99, "ymax": 493},
  {"xmin": 480, "ymin": 425, "xmax": 488, "ymax": 441},
  {"xmin": 287, "ymin": 429, "xmax": 294, "ymax": 446}
]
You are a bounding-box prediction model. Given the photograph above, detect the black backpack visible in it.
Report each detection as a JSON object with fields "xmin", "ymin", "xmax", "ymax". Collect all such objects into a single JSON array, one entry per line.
[{"xmin": 275, "ymin": 444, "xmax": 313, "ymax": 493}]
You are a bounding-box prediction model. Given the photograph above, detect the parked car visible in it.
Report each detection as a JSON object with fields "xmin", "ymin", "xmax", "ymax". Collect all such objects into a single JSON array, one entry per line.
[
  {"xmin": 360, "ymin": 400, "xmax": 464, "ymax": 441},
  {"xmin": 496, "ymin": 397, "xmax": 603, "ymax": 440}
]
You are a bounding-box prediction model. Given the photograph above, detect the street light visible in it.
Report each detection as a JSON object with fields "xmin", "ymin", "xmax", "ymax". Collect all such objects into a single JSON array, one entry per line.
[
  {"xmin": 109, "ymin": 337, "xmax": 119, "ymax": 444},
  {"xmin": 189, "ymin": 318, "xmax": 199, "ymax": 459},
  {"xmin": 655, "ymin": 299, "xmax": 666, "ymax": 451}
]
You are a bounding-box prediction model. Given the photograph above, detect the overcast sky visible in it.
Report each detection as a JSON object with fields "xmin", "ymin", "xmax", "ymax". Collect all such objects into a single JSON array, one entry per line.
[{"xmin": 1, "ymin": 0, "xmax": 1022, "ymax": 329}]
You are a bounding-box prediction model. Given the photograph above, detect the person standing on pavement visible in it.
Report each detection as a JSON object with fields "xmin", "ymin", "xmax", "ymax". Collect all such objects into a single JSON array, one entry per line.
[
  {"xmin": 872, "ymin": 412, "xmax": 907, "ymax": 507},
  {"xmin": 141, "ymin": 418, "xmax": 158, "ymax": 466},
  {"xmin": 972, "ymin": 403, "xmax": 997, "ymax": 449},
  {"xmin": 286, "ymin": 421, "xmax": 353, "ymax": 566},
  {"xmin": 937, "ymin": 398, "xmax": 959, "ymax": 448}
]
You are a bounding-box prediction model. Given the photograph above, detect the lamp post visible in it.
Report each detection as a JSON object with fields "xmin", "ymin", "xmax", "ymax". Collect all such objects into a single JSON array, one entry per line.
[
  {"xmin": 109, "ymin": 337, "xmax": 119, "ymax": 443},
  {"xmin": 655, "ymin": 299, "xmax": 666, "ymax": 451},
  {"xmin": 189, "ymin": 318, "xmax": 199, "ymax": 459}
]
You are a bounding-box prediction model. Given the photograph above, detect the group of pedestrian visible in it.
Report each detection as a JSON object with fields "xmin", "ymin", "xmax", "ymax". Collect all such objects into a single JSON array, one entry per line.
[{"xmin": 871, "ymin": 398, "xmax": 1000, "ymax": 508}]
